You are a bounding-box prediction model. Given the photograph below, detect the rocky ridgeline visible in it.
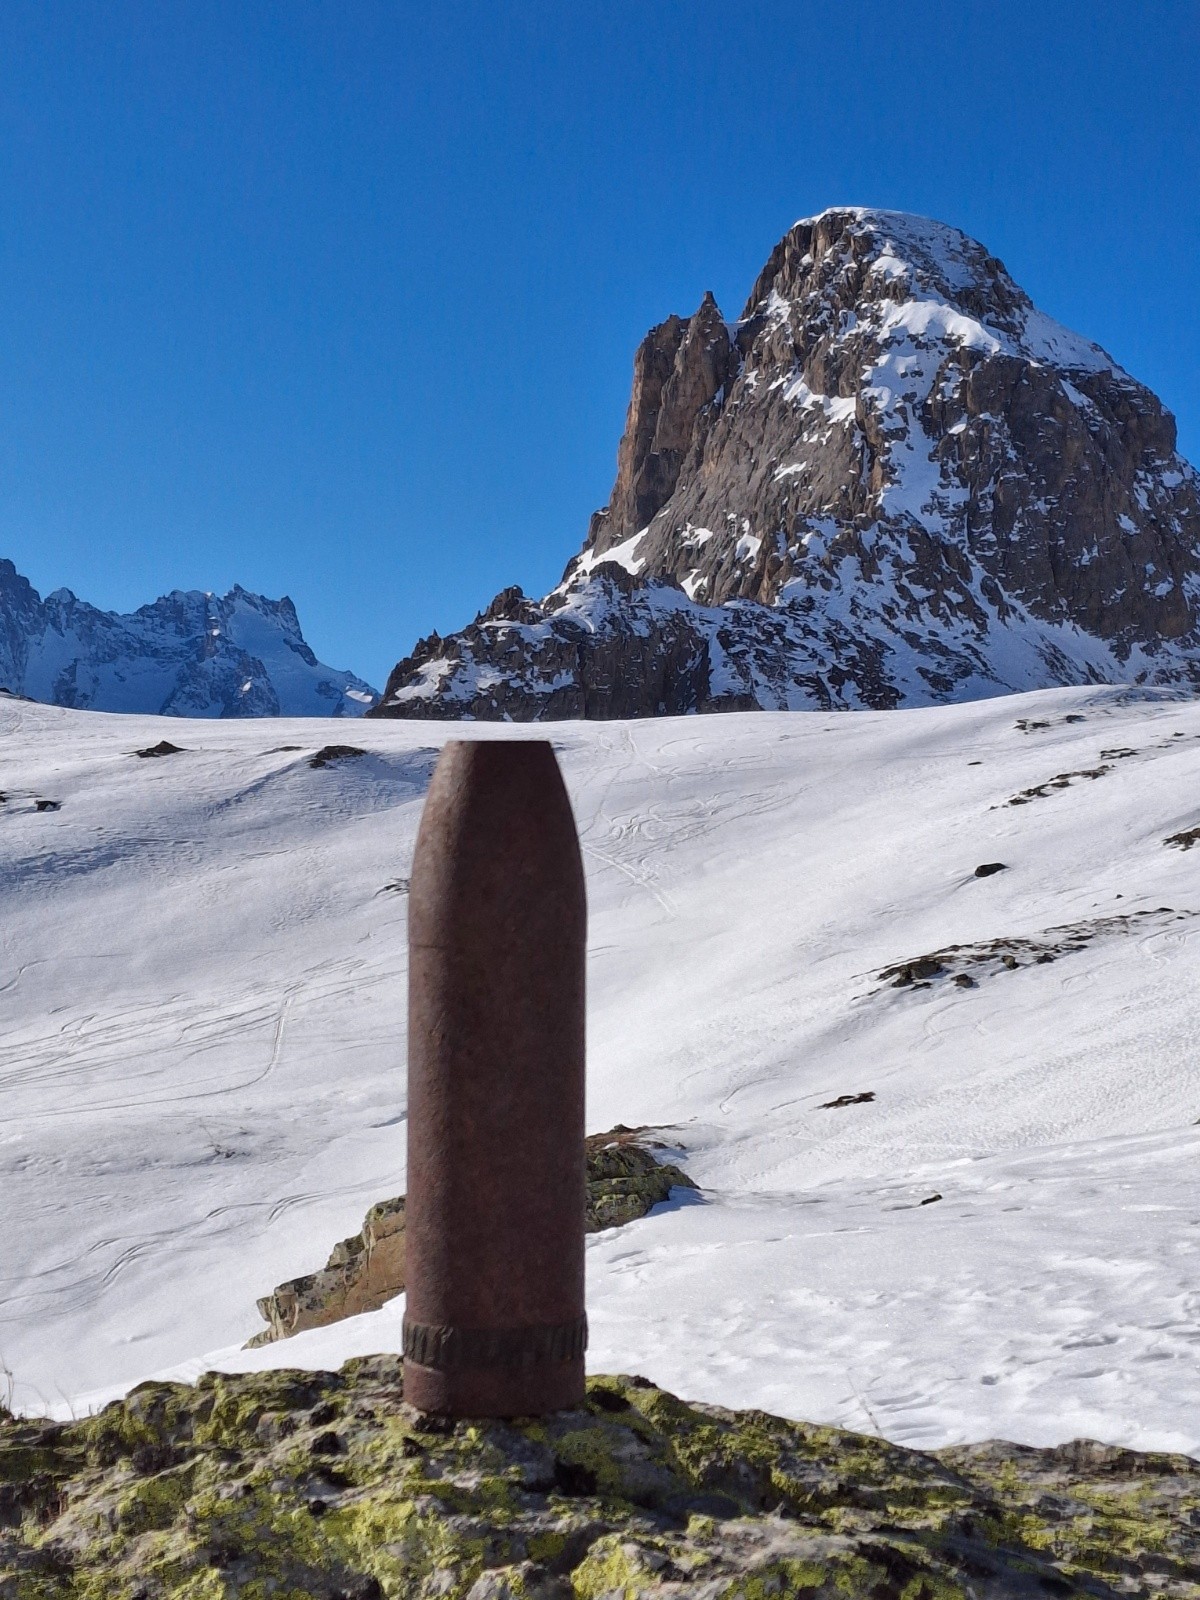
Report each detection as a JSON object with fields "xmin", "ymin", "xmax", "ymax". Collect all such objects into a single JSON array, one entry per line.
[
  {"xmin": 372, "ymin": 208, "xmax": 1200, "ymax": 720},
  {"xmin": 0, "ymin": 562, "xmax": 377, "ymax": 717},
  {"xmin": 3, "ymin": 1362, "xmax": 1198, "ymax": 1597},
  {"xmin": 251, "ymin": 1130, "xmax": 696, "ymax": 1345}
]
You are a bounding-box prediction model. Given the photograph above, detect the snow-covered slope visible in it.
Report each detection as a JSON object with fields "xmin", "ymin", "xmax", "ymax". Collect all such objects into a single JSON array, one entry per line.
[
  {"xmin": 375, "ymin": 208, "xmax": 1200, "ymax": 719},
  {"xmin": 0, "ymin": 560, "xmax": 378, "ymax": 716},
  {"xmin": 4, "ymin": 694, "xmax": 1200, "ymax": 1455}
]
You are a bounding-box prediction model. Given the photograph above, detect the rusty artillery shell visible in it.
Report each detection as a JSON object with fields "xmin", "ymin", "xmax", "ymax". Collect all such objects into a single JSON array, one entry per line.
[{"xmin": 403, "ymin": 740, "xmax": 587, "ymax": 1416}]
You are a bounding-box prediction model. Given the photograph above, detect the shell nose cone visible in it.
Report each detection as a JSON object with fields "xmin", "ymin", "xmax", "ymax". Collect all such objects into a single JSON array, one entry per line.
[{"xmin": 409, "ymin": 739, "xmax": 586, "ymax": 952}]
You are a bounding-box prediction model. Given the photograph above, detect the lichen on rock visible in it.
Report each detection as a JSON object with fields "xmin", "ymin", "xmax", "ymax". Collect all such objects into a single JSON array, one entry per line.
[
  {"xmin": 2, "ymin": 1363, "xmax": 1198, "ymax": 1597},
  {"xmin": 249, "ymin": 1196, "xmax": 410, "ymax": 1346},
  {"xmin": 582, "ymin": 1128, "xmax": 696, "ymax": 1235}
]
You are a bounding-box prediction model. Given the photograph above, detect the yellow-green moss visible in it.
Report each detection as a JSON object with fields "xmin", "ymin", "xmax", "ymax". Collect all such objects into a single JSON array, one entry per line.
[
  {"xmin": 571, "ymin": 1533, "xmax": 666, "ymax": 1599},
  {"xmin": 715, "ymin": 1559, "xmax": 827, "ymax": 1598},
  {"xmin": 2, "ymin": 1364, "xmax": 1197, "ymax": 1598},
  {"xmin": 112, "ymin": 1464, "xmax": 194, "ymax": 1537}
]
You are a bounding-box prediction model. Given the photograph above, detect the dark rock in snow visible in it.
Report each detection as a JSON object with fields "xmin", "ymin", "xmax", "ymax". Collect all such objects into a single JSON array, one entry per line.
[
  {"xmin": 878, "ymin": 907, "xmax": 1195, "ymax": 992},
  {"xmin": 309, "ymin": 744, "xmax": 367, "ymax": 769},
  {"xmin": 1003, "ymin": 765, "xmax": 1112, "ymax": 805},
  {"xmin": 133, "ymin": 741, "xmax": 185, "ymax": 759}
]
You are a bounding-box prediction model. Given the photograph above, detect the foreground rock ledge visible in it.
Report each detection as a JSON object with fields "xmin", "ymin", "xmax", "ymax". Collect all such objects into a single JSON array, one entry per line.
[{"xmin": 2, "ymin": 1363, "xmax": 1197, "ymax": 1598}]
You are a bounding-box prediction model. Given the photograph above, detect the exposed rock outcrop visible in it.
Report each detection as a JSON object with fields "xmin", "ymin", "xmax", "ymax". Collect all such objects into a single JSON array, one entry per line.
[
  {"xmin": 582, "ymin": 1126, "xmax": 696, "ymax": 1232},
  {"xmin": 3, "ymin": 1363, "xmax": 1197, "ymax": 1597},
  {"xmin": 250, "ymin": 1129, "xmax": 696, "ymax": 1345},
  {"xmin": 373, "ymin": 208, "xmax": 1200, "ymax": 720},
  {"xmin": 249, "ymin": 1197, "xmax": 410, "ymax": 1346},
  {"xmin": 876, "ymin": 907, "xmax": 1194, "ymax": 992}
]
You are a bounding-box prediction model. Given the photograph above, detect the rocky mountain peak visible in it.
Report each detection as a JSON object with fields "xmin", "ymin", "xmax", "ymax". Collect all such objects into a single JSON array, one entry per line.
[
  {"xmin": 373, "ymin": 208, "xmax": 1200, "ymax": 721},
  {"xmin": 0, "ymin": 561, "xmax": 378, "ymax": 717},
  {"xmin": 746, "ymin": 208, "xmax": 1034, "ymax": 335}
]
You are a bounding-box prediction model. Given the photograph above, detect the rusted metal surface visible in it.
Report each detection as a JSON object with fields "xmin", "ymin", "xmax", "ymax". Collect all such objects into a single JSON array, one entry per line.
[{"xmin": 403, "ymin": 739, "xmax": 587, "ymax": 1416}]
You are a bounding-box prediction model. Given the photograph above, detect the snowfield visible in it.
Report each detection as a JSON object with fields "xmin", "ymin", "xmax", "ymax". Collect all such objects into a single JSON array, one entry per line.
[{"xmin": 2, "ymin": 688, "xmax": 1199, "ymax": 1457}]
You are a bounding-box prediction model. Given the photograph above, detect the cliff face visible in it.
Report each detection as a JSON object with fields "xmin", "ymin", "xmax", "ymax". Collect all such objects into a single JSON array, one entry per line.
[
  {"xmin": 593, "ymin": 290, "xmax": 736, "ymax": 549},
  {"xmin": 373, "ymin": 208, "xmax": 1200, "ymax": 719}
]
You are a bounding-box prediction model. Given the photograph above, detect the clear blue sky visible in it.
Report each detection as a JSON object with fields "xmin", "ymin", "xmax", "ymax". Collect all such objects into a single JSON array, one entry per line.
[{"xmin": 1, "ymin": 2, "xmax": 1197, "ymax": 691}]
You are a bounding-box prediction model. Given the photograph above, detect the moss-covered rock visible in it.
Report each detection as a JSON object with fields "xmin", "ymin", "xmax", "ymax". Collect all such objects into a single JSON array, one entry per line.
[
  {"xmin": 2, "ymin": 1363, "xmax": 1197, "ymax": 1596},
  {"xmin": 581, "ymin": 1130, "xmax": 695, "ymax": 1234}
]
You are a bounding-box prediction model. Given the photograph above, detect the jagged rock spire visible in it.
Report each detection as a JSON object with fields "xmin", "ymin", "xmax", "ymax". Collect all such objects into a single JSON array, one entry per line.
[{"xmin": 590, "ymin": 291, "xmax": 735, "ymax": 554}]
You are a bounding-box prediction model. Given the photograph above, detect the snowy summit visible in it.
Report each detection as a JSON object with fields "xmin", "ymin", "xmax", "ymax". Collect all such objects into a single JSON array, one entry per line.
[
  {"xmin": 0, "ymin": 561, "xmax": 379, "ymax": 717},
  {"xmin": 374, "ymin": 207, "xmax": 1200, "ymax": 720}
]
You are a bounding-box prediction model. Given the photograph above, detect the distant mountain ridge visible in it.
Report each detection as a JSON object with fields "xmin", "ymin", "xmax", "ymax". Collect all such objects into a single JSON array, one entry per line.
[
  {"xmin": 372, "ymin": 207, "xmax": 1200, "ymax": 719},
  {"xmin": 0, "ymin": 560, "xmax": 378, "ymax": 717}
]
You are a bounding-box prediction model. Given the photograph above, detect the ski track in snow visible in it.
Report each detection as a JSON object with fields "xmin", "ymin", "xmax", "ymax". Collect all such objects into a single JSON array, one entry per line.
[{"xmin": 2, "ymin": 689, "xmax": 1200, "ymax": 1456}]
